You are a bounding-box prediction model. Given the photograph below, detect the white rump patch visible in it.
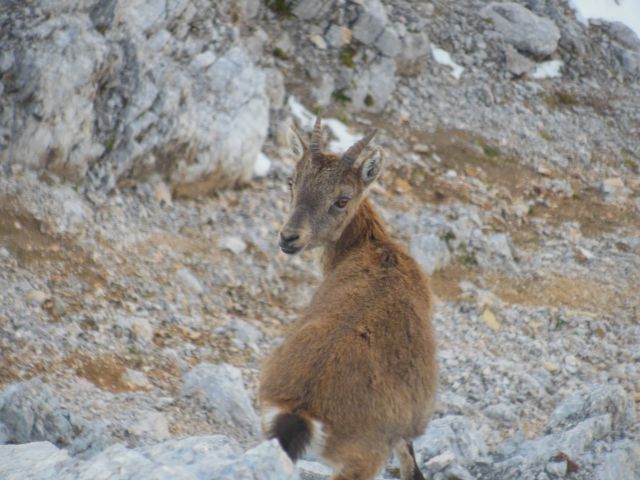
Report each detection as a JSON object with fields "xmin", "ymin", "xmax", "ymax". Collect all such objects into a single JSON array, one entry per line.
[{"xmin": 260, "ymin": 404, "xmax": 327, "ymax": 462}]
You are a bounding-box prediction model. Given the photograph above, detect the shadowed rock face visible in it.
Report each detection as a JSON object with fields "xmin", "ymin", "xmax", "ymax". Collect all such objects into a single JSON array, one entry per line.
[{"xmin": 0, "ymin": 1, "xmax": 269, "ymax": 197}]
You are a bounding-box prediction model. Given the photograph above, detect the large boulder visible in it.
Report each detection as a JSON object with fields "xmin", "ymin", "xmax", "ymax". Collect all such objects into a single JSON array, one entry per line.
[
  {"xmin": 480, "ymin": 2, "xmax": 561, "ymax": 57},
  {"xmin": 0, "ymin": 437, "xmax": 297, "ymax": 480},
  {"xmin": 0, "ymin": 379, "xmax": 106, "ymax": 457},
  {"xmin": 0, "ymin": 1, "xmax": 269, "ymax": 197},
  {"xmin": 181, "ymin": 363, "xmax": 260, "ymax": 436}
]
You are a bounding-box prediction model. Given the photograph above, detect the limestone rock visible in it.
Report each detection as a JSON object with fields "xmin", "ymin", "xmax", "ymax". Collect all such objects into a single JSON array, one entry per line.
[
  {"xmin": 410, "ymin": 233, "xmax": 451, "ymax": 275},
  {"xmin": 480, "ymin": 2, "xmax": 561, "ymax": 57},
  {"xmin": 0, "ymin": 437, "xmax": 297, "ymax": 480},
  {"xmin": 414, "ymin": 415, "xmax": 488, "ymax": 466},
  {"xmin": 181, "ymin": 363, "xmax": 260, "ymax": 435},
  {"xmin": 0, "ymin": 379, "xmax": 106, "ymax": 457},
  {"xmin": 505, "ymin": 45, "xmax": 535, "ymax": 76},
  {"xmin": 0, "ymin": 2, "xmax": 270, "ymax": 196}
]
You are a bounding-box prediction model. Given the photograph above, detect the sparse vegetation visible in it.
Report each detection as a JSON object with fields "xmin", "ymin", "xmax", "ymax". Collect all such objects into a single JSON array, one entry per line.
[
  {"xmin": 543, "ymin": 90, "xmax": 579, "ymax": 109},
  {"xmin": 339, "ymin": 46, "xmax": 357, "ymax": 68},
  {"xmin": 336, "ymin": 111, "xmax": 350, "ymax": 125},
  {"xmin": 539, "ymin": 129, "xmax": 554, "ymax": 141},
  {"xmin": 483, "ymin": 145, "xmax": 500, "ymax": 158},
  {"xmin": 364, "ymin": 94, "xmax": 375, "ymax": 107},
  {"xmin": 265, "ymin": 0, "xmax": 292, "ymax": 17},
  {"xmin": 273, "ymin": 47, "xmax": 288, "ymax": 60},
  {"xmin": 440, "ymin": 230, "xmax": 456, "ymax": 243},
  {"xmin": 332, "ymin": 87, "xmax": 351, "ymax": 104},
  {"xmin": 456, "ymin": 241, "xmax": 477, "ymax": 266},
  {"xmin": 103, "ymin": 135, "xmax": 116, "ymax": 153}
]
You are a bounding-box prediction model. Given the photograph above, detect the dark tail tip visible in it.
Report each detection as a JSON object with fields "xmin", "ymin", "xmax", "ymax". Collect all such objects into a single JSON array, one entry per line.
[{"xmin": 267, "ymin": 412, "xmax": 312, "ymax": 462}]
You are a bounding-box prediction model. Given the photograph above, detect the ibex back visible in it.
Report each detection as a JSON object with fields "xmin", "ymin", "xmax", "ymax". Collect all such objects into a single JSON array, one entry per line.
[{"xmin": 259, "ymin": 117, "xmax": 438, "ymax": 480}]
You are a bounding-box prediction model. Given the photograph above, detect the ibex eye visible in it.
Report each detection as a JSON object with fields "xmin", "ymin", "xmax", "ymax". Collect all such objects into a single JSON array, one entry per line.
[
  {"xmin": 334, "ymin": 197, "xmax": 350, "ymax": 209},
  {"xmin": 287, "ymin": 177, "xmax": 293, "ymax": 189}
]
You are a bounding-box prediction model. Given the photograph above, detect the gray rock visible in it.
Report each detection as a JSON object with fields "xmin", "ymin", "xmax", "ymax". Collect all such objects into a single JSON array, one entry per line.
[
  {"xmin": 351, "ymin": 56, "xmax": 397, "ymax": 111},
  {"xmin": 352, "ymin": 0, "xmax": 389, "ymax": 47},
  {"xmin": 220, "ymin": 236, "xmax": 248, "ymax": 255},
  {"xmin": 181, "ymin": 363, "xmax": 260, "ymax": 435},
  {"xmin": 218, "ymin": 318, "xmax": 263, "ymax": 348},
  {"xmin": 292, "ymin": 0, "xmax": 335, "ymax": 21},
  {"xmin": 600, "ymin": 177, "xmax": 628, "ymax": 203},
  {"xmin": 604, "ymin": 21, "xmax": 640, "ymax": 51},
  {"xmin": 0, "ymin": 436, "xmax": 297, "ymax": 480},
  {"xmin": 396, "ymin": 31, "xmax": 431, "ymax": 76},
  {"xmin": 545, "ymin": 459, "xmax": 567, "ymax": 477},
  {"xmin": 0, "ymin": 422, "xmax": 8, "ymax": 443},
  {"xmin": 298, "ymin": 459, "xmax": 332, "ymax": 479},
  {"xmin": 1, "ymin": 4, "xmax": 269, "ymax": 196},
  {"xmin": 375, "ymin": 28, "xmax": 401, "ymax": 57},
  {"xmin": 128, "ymin": 411, "xmax": 170, "ymax": 442},
  {"xmin": 471, "ymin": 231, "xmax": 517, "ymax": 272},
  {"xmin": 480, "ymin": 3, "xmax": 561, "ymax": 57},
  {"xmin": 617, "ymin": 48, "xmax": 640, "ymax": 76},
  {"xmin": 595, "ymin": 439, "xmax": 640, "ymax": 480},
  {"xmin": 484, "ymin": 403, "xmax": 518, "ymax": 425},
  {"xmin": 0, "ymin": 442, "xmax": 70, "ymax": 480},
  {"xmin": 414, "ymin": 415, "xmax": 488, "ymax": 466},
  {"xmin": 425, "ymin": 450, "xmax": 456, "ymax": 472},
  {"xmin": 547, "ymin": 385, "xmax": 635, "ymax": 434},
  {"xmin": 176, "ymin": 268, "xmax": 204, "ymax": 294},
  {"xmin": 505, "ymin": 45, "xmax": 535, "ymax": 76},
  {"xmin": 487, "ymin": 386, "xmax": 637, "ymax": 479},
  {"xmin": 325, "ymin": 25, "xmax": 352, "ymax": 49},
  {"xmin": 410, "ymin": 233, "xmax": 451, "ymax": 274},
  {"xmin": 0, "ymin": 379, "xmax": 106, "ymax": 457}
]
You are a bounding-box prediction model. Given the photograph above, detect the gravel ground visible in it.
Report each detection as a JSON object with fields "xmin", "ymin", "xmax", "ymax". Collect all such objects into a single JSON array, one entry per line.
[{"xmin": 0, "ymin": 0, "xmax": 639, "ymax": 478}]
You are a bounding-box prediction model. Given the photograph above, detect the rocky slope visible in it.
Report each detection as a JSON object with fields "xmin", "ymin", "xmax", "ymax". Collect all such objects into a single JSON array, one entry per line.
[{"xmin": 0, "ymin": 0, "xmax": 639, "ymax": 479}]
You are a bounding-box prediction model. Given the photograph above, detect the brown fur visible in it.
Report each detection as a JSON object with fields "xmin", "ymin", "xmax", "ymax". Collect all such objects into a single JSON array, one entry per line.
[{"xmin": 259, "ymin": 122, "xmax": 438, "ymax": 480}]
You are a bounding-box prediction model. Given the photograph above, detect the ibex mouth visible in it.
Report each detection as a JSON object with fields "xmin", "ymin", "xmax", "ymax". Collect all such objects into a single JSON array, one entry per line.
[{"xmin": 280, "ymin": 244, "xmax": 302, "ymax": 255}]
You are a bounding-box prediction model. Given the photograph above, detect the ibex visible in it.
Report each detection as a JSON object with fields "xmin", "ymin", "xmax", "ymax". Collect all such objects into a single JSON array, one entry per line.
[{"xmin": 259, "ymin": 117, "xmax": 438, "ymax": 480}]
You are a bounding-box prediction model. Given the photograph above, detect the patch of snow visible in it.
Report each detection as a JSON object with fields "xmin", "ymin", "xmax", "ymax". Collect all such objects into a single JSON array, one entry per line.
[
  {"xmin": 288, "ymin": 96, "xmax": 364, "ymax": 153},
  {"xmin": 568, "ymin": 0, "xmax": 640, "ymax": 39},
  {"xmin": 288, "ymin": 96, "xmax": 314, "ymax": 130},
  {"xmin": 323, "ymin": 119, "xmax": 362, "ymax": 152},
  {"xmin": 431, "ymin": 46, "xmax": 465, "ymax": 80},
  {"xmin": 532, "ymin": 60, "xmax": 564, "ymax": 79},
  {"xmin": 254, "ymin": 152, "xmax": 271, "ymax": 177}
]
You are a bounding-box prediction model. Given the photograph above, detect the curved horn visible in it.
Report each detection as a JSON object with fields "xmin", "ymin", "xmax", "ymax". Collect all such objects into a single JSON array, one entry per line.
[
  {"xmin": 342, "ymin": 129, "xmax": 377, "ymax": 168},
  {"xmin": 310, "ymin": 116, "xmax": 323, "ymax": 159}
]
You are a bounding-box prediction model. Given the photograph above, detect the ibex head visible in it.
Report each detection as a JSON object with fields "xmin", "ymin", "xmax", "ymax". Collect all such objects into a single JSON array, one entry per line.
[{"xmin": 279, "ymin": 117, "xmax": 384, "ymax": 254}]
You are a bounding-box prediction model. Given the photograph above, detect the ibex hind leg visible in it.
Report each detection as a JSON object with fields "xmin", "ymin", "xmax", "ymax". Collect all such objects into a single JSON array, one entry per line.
[{"xmin": 395, "ymin": 441, "xmax": 426, "ymax": 480}]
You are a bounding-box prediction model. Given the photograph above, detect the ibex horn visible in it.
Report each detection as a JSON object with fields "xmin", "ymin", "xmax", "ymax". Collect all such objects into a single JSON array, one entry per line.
[
  {"xmin": 342, "ymin": 129, "xmax": 377, "ymax": 168},
  {"xmin": 310, "ymin": 116, "xmax": 323, "ymax": 160}
]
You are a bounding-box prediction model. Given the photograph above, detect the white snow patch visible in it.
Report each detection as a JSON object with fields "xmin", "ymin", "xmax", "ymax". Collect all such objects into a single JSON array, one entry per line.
[
  {"xmin": 288, "ymin": 96, "xmax": 315, "ymax": 130},
  {"xmin": 431, "ymin": 46, "xmax": 465, "ymax": 80},
  {"xmin": 287, "ymin": 96, "xmax": 364, "ymax": 153},
  {"xmin": 532, "ymin": 59, "xmax": 564, "ymax": 79},
  {"xmin": 323, "ymin": 119, "xmax": 362, "ymax": 152},
  {"xmin": 254, "ymin": 152, "xmax": 271, "ymax": 177},
  {"xmin": 568, "ymin": 0, "xmax": 640, "ymax": 39}
]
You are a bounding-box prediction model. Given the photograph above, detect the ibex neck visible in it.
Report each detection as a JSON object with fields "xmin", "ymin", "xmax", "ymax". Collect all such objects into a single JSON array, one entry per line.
[{"xmin": 321, "ymin": 199, "xmax": 390, "ymax": 273}]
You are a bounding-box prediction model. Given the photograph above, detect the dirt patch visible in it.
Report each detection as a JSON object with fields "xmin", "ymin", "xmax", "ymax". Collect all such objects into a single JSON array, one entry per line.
[
  {"xmin": 486, "ymin": 272, "xmax": 631, "ymax": 316},
  {"xmin": 528, "ymin": 189, "xmax": 640, "ymax": 238},
  {"xmin": 430, "ymin": 264, "xmax": 478, "ymax": 302},
  {"xmin": 70, "ymin": 354, "xmax": 143, "ymax": 393}
]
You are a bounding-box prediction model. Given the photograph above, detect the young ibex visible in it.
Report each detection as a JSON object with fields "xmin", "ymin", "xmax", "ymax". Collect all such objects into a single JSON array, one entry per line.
[{"xmin": 259, "ymin": 117, "xmax": 437, "ymax": 480}]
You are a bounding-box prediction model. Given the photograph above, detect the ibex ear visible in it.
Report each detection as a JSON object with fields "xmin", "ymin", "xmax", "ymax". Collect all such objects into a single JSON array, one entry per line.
[
  {"xmin": 359, "ymin": 147, "xmax": 384, "ymax": 186},
  {"xmin": 287, "ymin": 124, "xmax": 307, "ymax": 162}
]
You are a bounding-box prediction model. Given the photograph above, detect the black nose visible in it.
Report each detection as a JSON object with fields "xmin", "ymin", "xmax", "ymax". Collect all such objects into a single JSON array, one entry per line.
[{"xmin": 280, "ymin": 232, "xmax": 300, "ymax": 244}]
